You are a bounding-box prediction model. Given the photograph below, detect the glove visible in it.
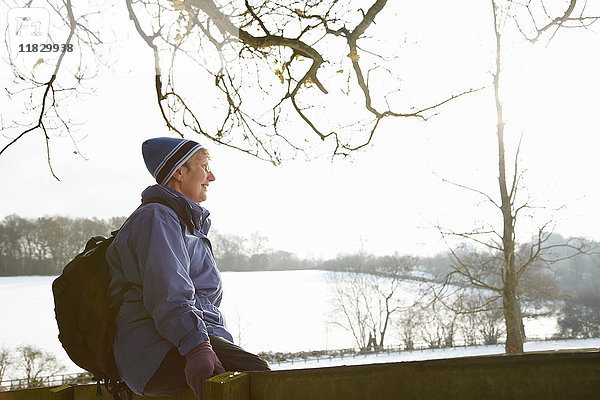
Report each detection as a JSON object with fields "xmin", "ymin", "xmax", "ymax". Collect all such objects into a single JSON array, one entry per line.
[{"xmin": 184, "ymin": 340, "xmax": 226, "ymax": 400}]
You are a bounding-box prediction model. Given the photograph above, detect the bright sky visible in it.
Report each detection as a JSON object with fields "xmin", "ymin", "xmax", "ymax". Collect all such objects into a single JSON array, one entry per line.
[{"xmin": 1, "ymin": 1, "xmax": 599, "ymax": 259}]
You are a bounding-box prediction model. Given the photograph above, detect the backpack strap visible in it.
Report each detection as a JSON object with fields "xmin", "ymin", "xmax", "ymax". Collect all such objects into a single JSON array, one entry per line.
[{"xmin": 110, "ymin": 198, "xmax": 192, "ymax": 306}]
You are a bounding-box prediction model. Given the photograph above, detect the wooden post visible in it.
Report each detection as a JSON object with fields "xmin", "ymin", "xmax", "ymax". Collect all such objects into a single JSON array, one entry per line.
[{"xmin": 205, "ymin": 372, "xmax": 249, "ymax": 400}]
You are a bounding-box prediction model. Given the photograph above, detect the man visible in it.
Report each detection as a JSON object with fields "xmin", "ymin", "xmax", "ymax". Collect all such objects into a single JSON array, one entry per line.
[{"xmin": 106, "ymin": 137, "xmax": 269, "ymax": 399}]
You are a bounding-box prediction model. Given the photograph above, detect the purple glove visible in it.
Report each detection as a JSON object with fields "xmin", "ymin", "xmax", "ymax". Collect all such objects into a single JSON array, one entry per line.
[{"xmin": 184, "ymin": 340, "xmax": 226, "ymax": 400}]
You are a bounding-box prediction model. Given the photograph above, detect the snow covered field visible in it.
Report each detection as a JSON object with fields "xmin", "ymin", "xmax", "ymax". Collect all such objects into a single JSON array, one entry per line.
[
  {"xmin": 270, "ymin": 338, "xmax": 600, "ymax": 370},
  {"xmin": 0, "ymin": 271, "xmax": 351, "ymax": 376},
  {"xmin": 0, "ymin": 271, "xmax": 596, "ymax": 378}
]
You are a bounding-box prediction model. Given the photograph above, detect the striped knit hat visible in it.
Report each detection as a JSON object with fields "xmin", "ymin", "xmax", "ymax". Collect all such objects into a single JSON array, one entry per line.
[{"xmin": 142, "ymin": 137, "xmax": 204, "ymax": 185}]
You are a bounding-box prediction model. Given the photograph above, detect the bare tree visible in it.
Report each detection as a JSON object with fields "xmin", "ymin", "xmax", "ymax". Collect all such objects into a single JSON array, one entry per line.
[
  {"xmin": 0, "ymin": 346, "xmax": 13, "ymax": 388},
  {"xmin": 458, "ymin": 312, "xmax": 479, "ymax": 347},
  {"xmin": 15, "ymin": 345, "xmax": 65, "ymax": 388},
  {"xmin": 434, "ymin": 0, "xmax": 599, "ymax": 354},
  {"xmin": 210, "ymin": 230, "xmax": 248, "ymax": 269},
  {"xmin": 415, "ymin": 302, "xmax": 460, "ymax": 349},
  {"xmin": 452, "ymin": 292, "xmax": 504, "ymax": 346},
  {"xmin": 328, "ymin": 255, "xmax": 416, "ymax": 350},
  {"xmin": 248, "ymin": 231, "xmax": 269, "ymax": 257},
  {"xmin": 478, "ymin": 308, "xmax": 505, "ymax": 345},
  {"xmin": 396, "ymin": 308, "xmax": 422, "ymax": 350},
  {"xmin": 328, "ymin": 270, "xmax": 373, "ymax": 350},
  {"xmin": 231, "ymin": 308, "xmax": 250, "ymax": 347},
  {"xmin": 420, "ymin": 312, "xmax": 445, "ymax": 349},
  {"xmin": 1, "ymin": 0, "xmax": 479, "ymax": 176}
]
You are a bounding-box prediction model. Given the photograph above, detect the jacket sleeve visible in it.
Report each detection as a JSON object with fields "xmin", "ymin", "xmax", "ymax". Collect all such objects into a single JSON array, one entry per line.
[{"xmin": 131, "ymin": 207, "xmax": 208, "ymax": 355}]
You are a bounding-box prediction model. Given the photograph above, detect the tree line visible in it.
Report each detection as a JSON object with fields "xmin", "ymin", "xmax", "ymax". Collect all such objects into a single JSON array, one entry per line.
[
  {"xmin": 0, "ymin": 214, "xmax": 317, "ymax": 276},
  {"xmin": 1, "ymin": 214, "xmax": 597, "ymax": 291},
  {"xmin": 0, "ymin": 215, "xmax": 126, "ymax": 276}
]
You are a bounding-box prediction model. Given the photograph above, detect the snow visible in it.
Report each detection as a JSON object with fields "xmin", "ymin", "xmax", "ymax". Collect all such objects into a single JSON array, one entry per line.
[
  {"xmin": 270, "ymin": 338, "xmax": 600, "ymax": 370},
  {"xmin": 0, "ymin": 272, "xmax": 597, "ymax": 379}
]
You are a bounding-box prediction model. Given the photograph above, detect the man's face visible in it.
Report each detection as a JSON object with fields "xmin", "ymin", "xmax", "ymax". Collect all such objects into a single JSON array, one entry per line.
[{"xmin": 178, "ymin": 152, "xmax": 215, "ymax": 203}]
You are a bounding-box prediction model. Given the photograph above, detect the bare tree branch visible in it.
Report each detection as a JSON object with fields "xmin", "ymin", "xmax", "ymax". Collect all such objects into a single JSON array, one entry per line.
[{"xmin": 2, "ymin": 0, "xmax": 483, "ymax": 165}]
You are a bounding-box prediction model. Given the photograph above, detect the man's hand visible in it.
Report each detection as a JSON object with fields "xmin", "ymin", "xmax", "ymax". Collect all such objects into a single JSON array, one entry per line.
[{"xmin": 184, "ymin": 340, "xmax": 226, "ymax": 400}]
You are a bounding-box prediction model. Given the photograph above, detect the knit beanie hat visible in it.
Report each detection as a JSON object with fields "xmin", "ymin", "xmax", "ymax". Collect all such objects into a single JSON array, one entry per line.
[{"xmin": 142, "ymin": 137, "xmax": 204, "ymax": 185}]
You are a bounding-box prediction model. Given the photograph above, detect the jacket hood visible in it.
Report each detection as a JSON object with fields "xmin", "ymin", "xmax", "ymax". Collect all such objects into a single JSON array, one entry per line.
[{"xmin": 140, "ymin": 184, "xmax": 211, "ymax": 234}]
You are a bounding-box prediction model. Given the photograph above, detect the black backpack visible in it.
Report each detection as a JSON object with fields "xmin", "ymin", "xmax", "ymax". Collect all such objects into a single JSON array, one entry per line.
[
  {"xmin": 52, "ymin": 231, "xmax": 129, "ymax": 397},
  {"xmin": 52, "ymin": 199, "xmax": 183, "ymax": 398}
]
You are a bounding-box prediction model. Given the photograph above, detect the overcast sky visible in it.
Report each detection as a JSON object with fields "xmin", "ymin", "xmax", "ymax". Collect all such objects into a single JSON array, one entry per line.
[{"xmin": 1, "ymin": 1, "xmax": 599, "ymax": 259}]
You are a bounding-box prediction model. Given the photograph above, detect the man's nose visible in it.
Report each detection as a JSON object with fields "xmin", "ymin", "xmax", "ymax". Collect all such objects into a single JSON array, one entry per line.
[{"xmin": 208, "ymin": 171, "xmax": 215, "ymax": 181}]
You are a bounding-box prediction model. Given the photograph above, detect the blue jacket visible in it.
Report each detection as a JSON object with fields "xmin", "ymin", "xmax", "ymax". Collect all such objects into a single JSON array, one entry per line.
[{"xmin": 106, "ymin": 184, "xmax": 233, "ymax": 395}]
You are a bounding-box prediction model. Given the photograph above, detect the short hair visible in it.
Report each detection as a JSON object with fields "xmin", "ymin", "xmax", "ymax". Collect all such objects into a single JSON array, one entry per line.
[{"xmin": 182, "ymin": 148, "xmax": 210, "ymax": 170}]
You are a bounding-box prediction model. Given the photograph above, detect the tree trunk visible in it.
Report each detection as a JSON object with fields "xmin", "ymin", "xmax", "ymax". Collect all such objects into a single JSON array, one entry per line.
[
  {"xmin": 503, "ymin": 277, "xmax": 524, "ymax": 353},
  {"xmin": 492, "ymin": 0, "xmax": 523, "ymax": 355}
]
